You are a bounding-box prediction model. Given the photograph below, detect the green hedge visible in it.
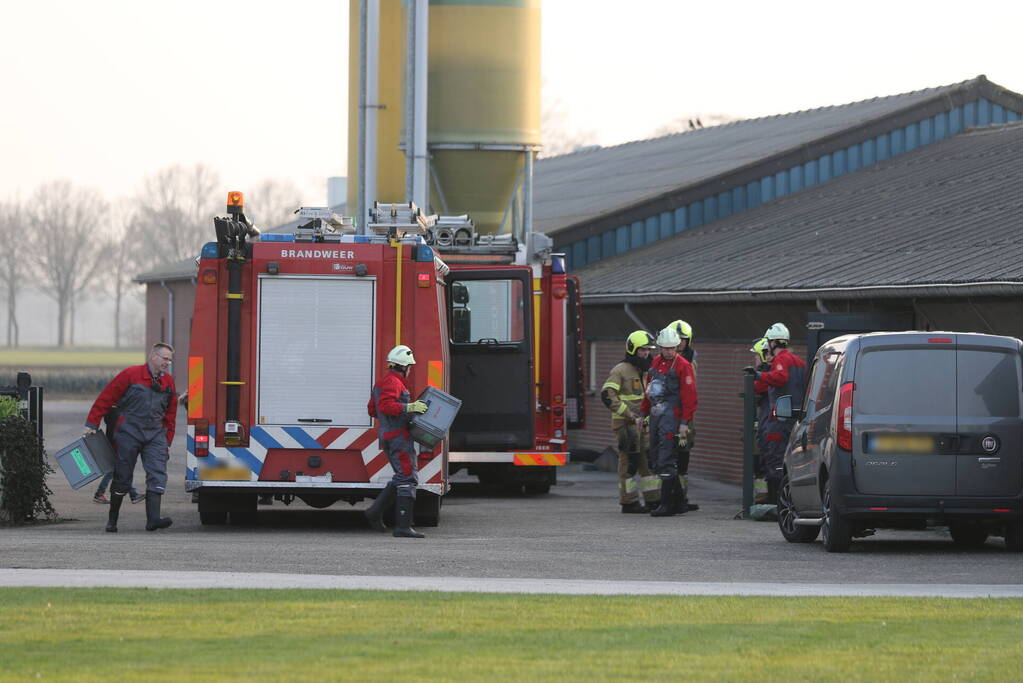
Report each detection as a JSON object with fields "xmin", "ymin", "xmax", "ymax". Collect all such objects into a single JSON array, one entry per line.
[
  {"xmin": 0, "ymin": 368, "xmax": 117, "ymax": 398},
  {"xmin": 0, "ymin": 415, "xmax": 56, "ymax": 523}
]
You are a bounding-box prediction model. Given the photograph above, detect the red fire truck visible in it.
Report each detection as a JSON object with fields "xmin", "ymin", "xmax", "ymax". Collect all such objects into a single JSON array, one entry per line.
[{"xmin": 184, "ymin": 194, "xmax": 584, "ymax": 526}]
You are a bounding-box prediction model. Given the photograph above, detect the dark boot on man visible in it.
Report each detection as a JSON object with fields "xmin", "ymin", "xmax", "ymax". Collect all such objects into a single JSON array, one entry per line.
[
  {"xmin": 650, "ymin": 477, "xmax": 678, "ymax": 517},
  {"xmin": 393, "ymin": 496, "xmax": 425, "ymax": 538},
  {"xmin": 620, "ymin": 500, "xmax": 648, "ymax": 514},
  {"xmin": 365, "ymin": 482, "xmax": 396, "ymax": 532},
  {"xmin": 145, "ymin": 492, "xmax": 173, "ymax": 531},
  {"xmin": 106, "ymin": 492, "xmax": 125, "ymax": 532}
]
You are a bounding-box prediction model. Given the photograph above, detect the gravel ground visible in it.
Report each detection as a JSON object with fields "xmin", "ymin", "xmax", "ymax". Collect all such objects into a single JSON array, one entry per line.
[{"xmin": 1, "ymin": 400, "xmax": 1021, "ymax": 587}]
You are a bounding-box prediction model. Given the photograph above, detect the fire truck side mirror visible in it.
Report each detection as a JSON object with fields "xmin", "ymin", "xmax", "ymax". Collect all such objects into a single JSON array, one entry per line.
[{"xmin": 451, "ymin": 308, "xmax": 471, "ymax": 343}]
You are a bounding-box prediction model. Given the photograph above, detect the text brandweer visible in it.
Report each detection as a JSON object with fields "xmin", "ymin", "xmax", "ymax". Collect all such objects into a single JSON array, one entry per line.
[{"xmin": 279, "ymin": 249, "xmax": 356, "ymax": 259}]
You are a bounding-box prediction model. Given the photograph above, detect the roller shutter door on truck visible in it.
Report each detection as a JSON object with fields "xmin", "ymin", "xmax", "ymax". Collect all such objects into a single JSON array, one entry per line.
[{"xmin": 256, "ymin": 275, "xmax": 375, "ymax": 427}]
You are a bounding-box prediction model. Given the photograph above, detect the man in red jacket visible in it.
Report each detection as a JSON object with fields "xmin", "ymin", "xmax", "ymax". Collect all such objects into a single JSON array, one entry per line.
[
  {"xmin": 754, "ymin": 323, "xmax": 806, "ymax": 504},
  {"xmin": 84, "ymin": 343, "xmax": 177, "ymax": 532},
  {"xmin": 641, "ymin": 327, "xmax": 698, "ymax": 517},
  {"xmin": 365, "ymin": 344, "xmax": 429, "ymax": 538}
]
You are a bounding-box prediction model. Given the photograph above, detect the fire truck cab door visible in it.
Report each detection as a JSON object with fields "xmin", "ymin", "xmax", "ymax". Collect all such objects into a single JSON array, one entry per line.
[{"xmin": 446, "ymin": 268, "xmax": 533, "ymax": 450}]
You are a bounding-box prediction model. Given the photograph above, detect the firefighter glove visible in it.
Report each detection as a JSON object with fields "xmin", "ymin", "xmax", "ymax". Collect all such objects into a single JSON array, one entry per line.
[
  {"xmin": 743, "ymin": 366, "xmax": 756, "ymax": 376},
  {"xmin": 83, "ymin": 427, "xmax": 96, "ymax": 437},
  {"xmin": 405, "ymin": 400, "xmax": 428, "ymax": 414}
]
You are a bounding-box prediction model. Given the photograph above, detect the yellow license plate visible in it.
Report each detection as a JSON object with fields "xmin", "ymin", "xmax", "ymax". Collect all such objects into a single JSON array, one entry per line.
[
  {"xmin": 869, "ymin": 434, "xmax": 935, "ymax": 454},
  {"xmin": 199, "ymin": 466, "xmax": 252, "ymax": 481}
]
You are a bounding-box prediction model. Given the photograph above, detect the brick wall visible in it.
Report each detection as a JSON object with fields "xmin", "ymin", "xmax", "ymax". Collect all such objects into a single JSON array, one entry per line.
[{"xmin": 570, "ymin": 339, "xmax": 804, "ymax": 485}]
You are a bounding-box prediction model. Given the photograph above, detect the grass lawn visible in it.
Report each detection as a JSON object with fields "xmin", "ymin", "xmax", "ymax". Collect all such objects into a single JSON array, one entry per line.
[
  {"xmin": 0, "ymin": 348, "xmax": 145, "ymax": 368},
  {"xmin": 0, "ymin": 589, "xmax": 1020, "ymax": 681}
]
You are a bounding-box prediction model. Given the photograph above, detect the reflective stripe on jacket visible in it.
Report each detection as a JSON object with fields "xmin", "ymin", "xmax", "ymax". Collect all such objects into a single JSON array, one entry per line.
[{"xmin": 602, "ymin": 360, "xmax": 646, "ymax": 427}]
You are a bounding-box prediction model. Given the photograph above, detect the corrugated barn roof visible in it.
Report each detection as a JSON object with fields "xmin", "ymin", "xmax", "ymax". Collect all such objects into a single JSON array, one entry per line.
[
  {"xmin": 575, "ymin": 121, "xmax": 1023, "ymax": 302},
  {"xmin": 534, "ymin": 76, "xmax": 1014, "ymax": 236}
]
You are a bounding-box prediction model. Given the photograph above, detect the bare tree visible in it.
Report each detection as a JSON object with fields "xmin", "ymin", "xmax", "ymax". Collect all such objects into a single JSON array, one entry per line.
[
  {"xmin": 134, "ymin": 163, "xmax": 221, "ymax": 269},
  {"xmin": 540, "ymin": 96, "xmax": 599, "ymax": 158},
  {"xmin": 26, "ymin": 180, "xmax": 109, "ymax": 348},
  {"xmin": 247, "ymin": 179, "xmax": 304, "ymax": 229},
  {"xmin": 0, "ymin": 199, "xmax": 28, "ymax": 347},
  {"xmin": 103, "ymin": 199, "xmax": 145, "ymax": 348},
  {"xmin": 650, "ymin": 113, "xmax": 740, "ymax": 137}
]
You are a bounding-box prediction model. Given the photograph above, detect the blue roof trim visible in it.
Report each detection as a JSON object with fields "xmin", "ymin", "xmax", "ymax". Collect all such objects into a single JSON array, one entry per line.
[{"xmin": 564, "ymin": 99, "xmax": 1022, "ymax": 269}]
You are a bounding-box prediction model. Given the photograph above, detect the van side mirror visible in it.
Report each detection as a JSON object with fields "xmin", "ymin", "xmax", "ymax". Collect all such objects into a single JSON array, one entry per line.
[{"xmin": 775, "ymin": 395, "xmax": 804, "ymax": 420}]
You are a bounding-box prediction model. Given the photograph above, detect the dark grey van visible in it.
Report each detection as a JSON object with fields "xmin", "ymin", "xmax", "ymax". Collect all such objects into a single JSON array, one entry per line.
[{"xmin": 775, "ymin": 331, "xmax": 1023, "ymax": 552}]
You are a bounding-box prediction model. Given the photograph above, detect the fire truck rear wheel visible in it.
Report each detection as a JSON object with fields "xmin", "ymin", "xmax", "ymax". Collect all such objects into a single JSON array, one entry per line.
[
  {"xmin": 414, "ymin": 493, "xmax": 442, "ymax": 527},
  {"xmin": 197, "ymin": 491, "xmax": 228, "ymax": 525}
]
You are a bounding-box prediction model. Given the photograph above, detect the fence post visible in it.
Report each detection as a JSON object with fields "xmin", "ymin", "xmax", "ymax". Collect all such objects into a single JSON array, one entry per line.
[{"xmin": 740, "ymin": 371, "xmax": 755, "ymax": 519}]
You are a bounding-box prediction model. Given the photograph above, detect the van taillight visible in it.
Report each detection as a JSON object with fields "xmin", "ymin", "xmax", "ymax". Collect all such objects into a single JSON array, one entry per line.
[
  {"xmin": 837, "ymin": 382, "xmax": 855, "ymax": 451},
  {"xmin": 194, "ymin": 420, "xmax": 210, "ymax": 456}
]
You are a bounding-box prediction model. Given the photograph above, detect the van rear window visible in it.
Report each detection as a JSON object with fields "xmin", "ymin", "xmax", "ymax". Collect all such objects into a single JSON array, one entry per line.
[
  {"xmin": 856, "ymin": 349, "xmax": 954, "ymax": 416},
  {"xmin": 958, "ymin": 350, "xmax": 1020, "ymax": 418}
]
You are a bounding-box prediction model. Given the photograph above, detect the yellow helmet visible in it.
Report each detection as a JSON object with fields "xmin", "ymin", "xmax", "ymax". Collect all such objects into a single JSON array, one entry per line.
[
  {"xmin": 750, "ymin": 337, "xmax": 769, "ymax": 363},
  {"xmin": 625, "ymin": 330, "xmax": 656, "ymax": 355},
  {"xmin": 669, "ymin": 319, "xmax": 693, "ymax": 341}
]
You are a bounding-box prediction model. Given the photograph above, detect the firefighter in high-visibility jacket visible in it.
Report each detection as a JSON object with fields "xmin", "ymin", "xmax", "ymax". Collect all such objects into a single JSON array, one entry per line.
[
  {"xmin": 754, "ymin": 323, "xmax": 806, "ymax": 504},
  {"xmin": 667, "ymin": 319, "xmax": 699, "ymax": 512},
  {"xmin": 602, "ymin": 331, "xmax": 661, "ymax": 513},
  {"xmin": 365, "ymin": 344, "xmax": 429, "ymax": 538},
  {"xmin": 641, "ymin": 327, "xmax": 698, "ymax": 517}
]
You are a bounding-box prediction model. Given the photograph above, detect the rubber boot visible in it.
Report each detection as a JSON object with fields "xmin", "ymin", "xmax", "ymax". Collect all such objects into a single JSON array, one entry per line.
[
  {"xmin": 650, "ymin": 477, "xmax": 678, "ymax": 517},
  {"xmin": 145, "ymin": 492, "xmax": 173, "ymax": 531},
  {"xmin": 672, "ymin": 478, "xmax": 688, "ymax": 515},
  {"xmin": 393, "ymin": 496, "xmax": 425, "ymax": 538},
  {"xmin": 365, "ymin": 481, "xmax": 397, "ymax": 532},
  {"xmin": 620, "ymin": 500, "xmax": 647, "ymax": 514},
  {"xmin": 766, "ymin": 478, "xmax": 780, "ymax": 506},
  {"xmin": 678, "ymin": 476, "xmax": 698, "ymax": 513},
  {"xmin": 106, "ymin": 492, "xmax": 124, "ymax": 532}
]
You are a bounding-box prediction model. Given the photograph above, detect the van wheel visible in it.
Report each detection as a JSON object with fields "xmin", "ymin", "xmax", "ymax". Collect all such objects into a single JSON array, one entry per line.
[
  {"xmin": 821, "ymin": 480, "xmax": 852, "ymax": 553},
  {"xmin": 414, "ymin": 493, "xmax": 442, "ymax": 527},
  {"xmin": 949, "ymin": 523, "xmax": 988, "ymax": 548},
  {"xmin": 778, "ymin": 473, "xmax": 819, "ymax": 543},
  {"xmin": 1004, "ymin": 522, "xmax": 1023, "ymax": 552}
]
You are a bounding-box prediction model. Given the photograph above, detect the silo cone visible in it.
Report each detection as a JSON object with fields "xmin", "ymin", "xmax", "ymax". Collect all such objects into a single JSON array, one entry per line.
[{"xmin": 428, "ymin": 0, "xmax": 541, "ymax": 235}]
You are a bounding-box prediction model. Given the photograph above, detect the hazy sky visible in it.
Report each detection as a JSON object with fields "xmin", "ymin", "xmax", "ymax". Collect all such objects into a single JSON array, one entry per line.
[{"xmin": 3, "ymin": 0, "xmax": 1023, "ymax": 206}]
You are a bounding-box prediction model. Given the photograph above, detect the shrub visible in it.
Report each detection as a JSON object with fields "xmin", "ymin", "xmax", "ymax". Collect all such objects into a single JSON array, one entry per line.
[
  {"xmin": 0, "ymin": 415, "xmax": 57, "ymax": 524},
  {"xmin": 0, "ymin": 396, "xmax": 18, "ymax": 419}
]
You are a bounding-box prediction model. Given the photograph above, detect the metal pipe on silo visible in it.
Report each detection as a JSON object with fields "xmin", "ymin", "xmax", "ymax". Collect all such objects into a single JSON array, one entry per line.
[
  {"xmin": 404, "ymin": 0, "xmax": 429, "ymax": 209},
  {"xmin": 360, "ymin": 0, "xmax": 380, "ymax": 232}
]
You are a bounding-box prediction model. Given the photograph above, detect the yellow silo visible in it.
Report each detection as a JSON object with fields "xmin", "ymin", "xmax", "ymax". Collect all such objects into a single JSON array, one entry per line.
[
  {"xmin": 348, "ymin": 0, "xmax": 541, "ymax": 235},
  {"xmin": 428, "ymin": 0, "xmax": 541, "ymax": 234}
]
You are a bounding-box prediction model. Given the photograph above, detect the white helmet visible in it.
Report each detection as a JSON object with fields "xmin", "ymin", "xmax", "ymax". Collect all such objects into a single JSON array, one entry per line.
[
  {"xmin": 386, "ymin": 345, "xmax": 416, "ymax": 366},
  {"xmin": 656, "ymin": 327, "xmax": 681, "ymax": 348},
  {"xmin": 765, "ymin": 323, "xmax": 790, "ymax": 341}
]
